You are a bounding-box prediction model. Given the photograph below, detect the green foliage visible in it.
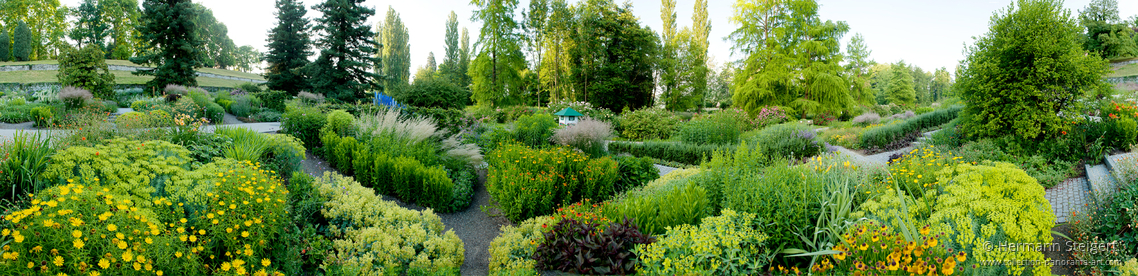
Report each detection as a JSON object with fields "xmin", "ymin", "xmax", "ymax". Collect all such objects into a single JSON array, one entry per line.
[
  {"xmin": 0, "ymin": 131, "xmax": 53, "ymax": 200},
  {"xmin": 486, "ymin": 144, "xmax": 620, "ymax": 222},
  {"xmin": 950, "ymin": 139, "xmax": 1078, "ymax": 188},
  {"xmin": 253, "ymin": 90, "xmax": 288, "ymax": 112},
  {"xmin": 203, "ymin": 102, "xmax": 224, "ymax": 123},
  {"xmin": 489, "ymin": 216, "xmax": 558, "ymax": 274},
  {"xmin": 281, "ymin": 103, "xmax": 327, "ymax": 148},
  {"xmin": 395, "ymin": 78, "xmax": 471, "ymax": 109},
  {"xmin": 570, "ymin": 0, "xmax": 658, "ymax": 111},
  {"xmin": 512, "ymin": 113, "xmax": 557, "ymax": 148},
  {"xmin": 1079, "ymin": 0, "xmax": 1138, "ymax": 59},
  {"xmin": 231, "ymin": 95, "xmax": 263, "ymax": 118},
  {"xmin": 12, "ymin": 20, "xmax": 29, "ymax": 61},
  {"xmin": 860, "ymin": 105, "xmax": 961, "ymax": 151},
  {"xmin": 618, "ymin": 108, "xmax": 679, "ymax": 140},
  {"xmin": 887, "ymin": 61, "xmax": 916, "ymax": 107},
  {"xmin": 608, "ymin": 141, "xmax": 729, "ymax": 165},
  {"xmin": 612, "ymin": 155, "xmax": 660, "ymax": 194},
  {"xmin": 313, "ymin": 172, "xmax": 464, "ymax": 274},
  {"xmin": 57, "ymin": 44, "xmax": 116, "ymax": 99},
  {"xmin": 323, "ymin": 109, "xmax": 355, "ymax": 136},
  {"xmin": 677, "ymin": 111, "xmax": 743, "ymax": 145},
  {"xmin": 1072, "ymin": 155, "xmax": 1138, "ymax": 273},
  {"xmin": 0, "ymin": 26, "xmax": 8, "ymax": 61},
  {"xmin": 215, "ymin": 127, "xmax": 273, "ymax": 162},
  {"xmin": 533, "ymin": 218, "xmax": 654, "ymax": 275},
  {"xmin": 43, "ymin": 138, "xmax": 193, "ymax": 201},
  {"xmin": 957, "ymin": 0, "xmax": 1109, "ymax": 140},
  {"xmin": 30, "ymin": 105, "xmax": 53, "ymax": 127},
  {"xmin": 377, "ymin": 6, "xmax": 410, "ymax": 96},
  {"xmin": 402, "ymin": 106, "xmax": 466, "ymax": 134},
  {"xmin": 635, "ymin": 209, "xmax": 772, "ymax": 275},
  {"xmin": 744, "ymin": 123, "xmax": 826, "ymax": 160},
  {"xmin": 601, "ymin": 175, "xmax": 708, "ymax": 236},
  {"xmin": 251, "ymin": 110, "xmax": 282, "ymax": 122},
  {"xmin": 469, "ymin": 0, "xmax": 526, "ymax": 106},
  {"xmin": 0, "ymin": 102, "xmax": 46, "ymax": 123},
  {"xmin": 131, "ymin": 0, "xmax": 201, "ymax": 93},
  {"xmin": 306, "ymin": 0, "xmax": 381, "ymax": 102}
]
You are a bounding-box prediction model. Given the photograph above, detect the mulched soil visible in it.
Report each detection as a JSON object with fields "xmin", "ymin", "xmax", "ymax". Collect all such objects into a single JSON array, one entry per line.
[{"xmin": 300, "ymin": 152, "xmax": 510, "ymax": 275}]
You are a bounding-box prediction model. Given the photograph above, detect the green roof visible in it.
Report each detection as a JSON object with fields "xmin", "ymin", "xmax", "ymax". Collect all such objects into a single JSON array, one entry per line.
[{"xmin": 554, "ymin": 107, "xmax": 584, "ymax": 117}]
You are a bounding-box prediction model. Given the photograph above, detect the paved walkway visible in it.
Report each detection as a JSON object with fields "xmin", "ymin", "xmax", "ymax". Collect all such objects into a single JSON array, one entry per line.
[{"xmin": 1045, "ymin": 177, "xmax": 1090, "ymax": 224}]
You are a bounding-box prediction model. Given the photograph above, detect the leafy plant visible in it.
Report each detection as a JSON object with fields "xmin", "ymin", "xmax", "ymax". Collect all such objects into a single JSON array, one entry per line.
[
  {"xmin": 608, "ymin": 141, "xmax": 729, "ymax": 165},
  {"xmin": 860, "ymin": 105, "xmax": 961, "ymax": 152},
  {"xmin": 612, "ymin": 155, "xmax": 659, "ymax": 194},
  {"xmin": 0, "ymin": 131, "xmax": 54, "ymax": 200},
  {"xmin": 676, "ymin": 110, "xmax": 744, "ymax": 145},
  {"xmin": 29, "ymin": 106, "xmax": 53, "ymax": 127},
  {"xmin": 533, "ymin": 218, "xmax": 655, "ymax": 275},
  {"xmin": 489, "ymin": 216, "xmax": 558, "ymax": 274},
  {"xmin": 744, "ymin": 123, "xmax": 827, "ymax": 160},
  {"xmin": 281, "ymin": 103, "xmax": 327, "ymax": 148},
  {"xmin": 635, "ymin": 209, "xmax": 772, "ymax": 275},
  {"xmin": 513, "ymin": 113, "xmax": 557, "ymax": 148},
  {"xmin": 58, "ymin": 86, "xmax": 93, "ymax": 109},
  {"xmin": 601, "ymin": 177, "xmax": 708, "ymax": 235},
  {"xmin": 487, "ymin": 144, "xmax": 620, "ymax": 222},
  {"xmin": 618, "ymin": 108, "xmax": 679, "ymax": 140}
]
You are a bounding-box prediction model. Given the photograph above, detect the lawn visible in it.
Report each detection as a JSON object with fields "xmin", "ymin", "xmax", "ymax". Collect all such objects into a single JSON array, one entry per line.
[
  {"xmin": 0, "ymin": 69, "xmax": 253, "ymax": 88},
  {"xmin": 1111, "ymin": 62, "xmax": 1138, "ymax": 78},
  {"xmin": 0, "ymin": 59, "xmax": 265, "ymax": 81}
]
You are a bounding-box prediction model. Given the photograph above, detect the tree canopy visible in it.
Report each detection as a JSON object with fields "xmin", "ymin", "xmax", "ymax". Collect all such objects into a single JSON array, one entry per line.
[
  {"xmin": 377, "ymin": 6, "xmax": 411, "ymax": 94},
  {"xmin": 265, "ymin": 0, "xmax": 312, "ymax": 95},
  {"xmin": 307, "ymin": 0, "xmax": 382, "ymax": 102},
  {"xmin": 131, "ymin": 0, "xmax": 201, "ymax": 93}
]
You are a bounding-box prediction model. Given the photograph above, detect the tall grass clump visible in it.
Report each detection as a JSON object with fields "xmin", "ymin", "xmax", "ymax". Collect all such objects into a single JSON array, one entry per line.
[
  {"xmin": 0, "ymin": 131, "xmax": 54, "ymax": 200},
  {"xmin": 355, "ymin": 106, "xmax": 443, "ymax": 145},
  {"xmin": 676, "ymin": 111, "xmax": 743, "ymax": 145},
  {"xmin": 58, "ymin": 86, "xmax": 93, "ymax": 108},
  {"xmin": 551, "ymin": 118, "xmax": 613, "ymax": 157},
  {"xmin": 215, "ymin": 127, "xmax": 272, "ymax": 162}
]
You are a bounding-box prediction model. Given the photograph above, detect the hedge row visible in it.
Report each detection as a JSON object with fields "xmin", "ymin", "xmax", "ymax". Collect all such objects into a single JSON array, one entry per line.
[
  {"xmin": 608, "ymin": 141, "xmax": 732, "ymax": 165},
  {"xmin": 860, "ymin": 105, "xmax": 963, "ymax": 150}
]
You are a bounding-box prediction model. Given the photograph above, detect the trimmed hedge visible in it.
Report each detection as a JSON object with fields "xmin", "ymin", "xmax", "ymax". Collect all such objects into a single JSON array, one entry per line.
[
  {"xmin": 608, "ymin": 141, "xmax": 731, "ymax": 165},
  {"xmin": 860, "ymin": 105, "xmax": 962, "ymax": 151}
]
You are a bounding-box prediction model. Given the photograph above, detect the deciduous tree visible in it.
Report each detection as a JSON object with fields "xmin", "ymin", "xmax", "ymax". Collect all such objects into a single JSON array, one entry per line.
[
  {"xmin": 377, "ymin": 6, "xmax": 410, "ymax": 94},
  {"xmin": 958, "ymin": 0, "xmax": 1109, "ymax": 140},
  {"xmin": 1, "ymin": 0, "xmax": 69, "ymax": 60},
  {"xmin": 887, "ymin": 61, "xmax": 915, "ymax": 107},
  {"xmin": 469, "ymin": 0, "xmax": 526, "ymax": 106},
  {"xmin": 58, "ymin": 44, "xmax": 116, "ymax": 99},
  {"xmin": 439, "ymin": 11, "xmax": 463, "ymax": 84},
  {"xmin": 70, "ymin": 0, "xmax": 109, "ymax": 49}
]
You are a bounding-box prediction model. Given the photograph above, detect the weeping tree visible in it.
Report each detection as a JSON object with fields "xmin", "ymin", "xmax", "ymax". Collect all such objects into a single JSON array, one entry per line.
[{"xmin": 729, "ymin": 0, "xmax": 853, "ymax": 118}]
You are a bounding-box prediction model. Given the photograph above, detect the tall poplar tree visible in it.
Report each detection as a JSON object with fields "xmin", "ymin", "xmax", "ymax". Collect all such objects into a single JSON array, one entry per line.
[
  {"xmin": 659, "ymin": 0, "xmax": 680, "ymax": 109},
  {"xmin": 470, "ymin": 0, "xmax": 526, "ymax": 106},
  {"xmin": 440, "ymin": 11, "xmax": 462, "ymax": 83},
  {"xmin": 458, "ymin": 28, "xmax": 472, "ymax": 88},
  {"xmin": 691, "ymin": 0, "xmax": 710, "ymax": 111},
  {"xmin": 0, "ymin": 26, "xmax": 8, "ymax": 61},
  {"xmin": 265, "ymin": 0, "xmax": 312, "ymax": 95},
  {"xmin": 377, "ymin": 6, "xmax": 410, "ymax": 94},
  {"xmin": 131, "ymin": 0, "xmax": 200, "ymax": 93},
  {"xmin": 307, "ymin": 0, "xmax": 382, "ymax": 102}
]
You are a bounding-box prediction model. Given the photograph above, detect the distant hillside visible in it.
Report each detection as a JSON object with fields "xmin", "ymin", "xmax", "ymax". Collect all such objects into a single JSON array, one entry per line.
[{"xmin": 0, "ymin": 60, "xmax": 264, "ymax": 88}]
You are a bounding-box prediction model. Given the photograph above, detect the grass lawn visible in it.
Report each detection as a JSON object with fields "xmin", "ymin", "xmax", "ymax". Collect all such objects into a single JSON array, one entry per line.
[
  {"xmin": 0, "ymin": 59, "xmax": 265, "ymax": 81},
  {"xmin": 1111, "ymin": 63, "xmax": 1138, "ymax": 78},
  {"xmin": 0, "ymin": 70, "xmax": 251, "ymax": 88}
]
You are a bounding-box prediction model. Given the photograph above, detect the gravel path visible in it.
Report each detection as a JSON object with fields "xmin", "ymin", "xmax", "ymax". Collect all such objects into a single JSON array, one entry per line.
[
  {"xmin": 221, "ymin": 113, "xmax": 244, "ymax": 125},
  {"xmin": 299, "ymin": 152, "xmax": 508, "ymax": 275}
]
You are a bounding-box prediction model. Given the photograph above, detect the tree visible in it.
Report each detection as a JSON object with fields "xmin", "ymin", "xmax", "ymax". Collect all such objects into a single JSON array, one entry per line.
[
  {"xmin": 690, "ymin": 0, "xmax": 710, "ymax": 111},
  {"xmin": 911, "ymin": 66, "xmax": 932, "ymax": 105},
  {"xmin": 539, "ymin": 0, "xmax": 575, "ymax": 102},
  {"xmin": 439, "ymin": 11, "xmax": 462, "ymax": 83},
  {"xmin": 523, "ymin": 0, "xmax": 548, "ymax": 105},
  {"xmin": 958, "ymin": 0, "xmax": 1109, "ymax": 140},
  {"xmin": 845, "ymin": 33, "xmax": 874, "ymax": 105},
  {"xmin": 425, "ymin": 52, "xmax": 437, "ymax": 75},
  {"xmin": 102, "ymin": 0, "xmax": 141, "ymax": 59},
  {"xmin": 307, "ymin": 0, "xmax": 382, "ymax": 102},
  {"xmin": 0, "ymin": 25, "xmax": 8, "ymax": 62},
  {"xmin": 265, "ymin": 0, "xmax": 312, "ymax": 95},
  {"xmin": 469, "ymin": 0, "xmax": 526, "ymax": 106},
  {"xmin": 1, "ymin": 0, "xmax": 69, "ymax": 60},
  {"xmin": 13, "ymin": 21, "xmax": 31, "ymax": 62},
  {"xmin": 396, "ymin": 77, "xmax": 471, "ymax": 109},
  {"xmin": 58, "ymin": 44, "xmax": 116, "ymax": 99},
  {"xmin": 930, "ymin": 67, "xmax": 952, "ymax": 101},
  {"xmin": 887, "ymin": 61, "xmax": 916, "ymax": 107},
  {"xmin": 571, "ymin": 0, "xmax": 657, "ymax": 111},
  {"xmin": 413, "ymin": 52, "xmax": 437, "ymax": 82},
  {"xmin": 457, "ymin": 28, "xmax": 473, "ymax": 89},
  {"xmin": 729, "ymin": 0, "xmax": 853, "ymax": 118},
  {"xmin": 70, "ymin": 0, "xmax": 109, "ymax": 49},
  {"xmin": 131, "ymin": 0, "xmax": 201, "ymax": 93},
  {"xmin": 192, "ymin": 4, "xmax": 238, "ymax": 69},
  {"xmin": 377, "ymin": 6, "xmax": 410, "ymax": 94},
  {"xmin": 1079, "ymin": 0, "xmax": 1138, "ymax": 58},
  {"xmin": 234, "ymin": 45, "xmax": 261, "ymax": 73},
  {"xmin": 659, "ymin": 0, "xmax": 681, "ymax": 109}
]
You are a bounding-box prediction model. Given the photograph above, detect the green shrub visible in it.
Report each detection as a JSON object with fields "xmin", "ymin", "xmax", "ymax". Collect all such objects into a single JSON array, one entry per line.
[
  {"xmin": 114, "ymin": 111, "xmax": 147, "ymax": 128},
  {"xmin": 281, "ymin": 104, "xmax": 327, "ymax": 148},
  {"xmin": 251, "ymin": 110, "xmax": 282, "ymax": 122},
  {"xmin": 231, "ymin": 95, "xmax": 263, "ymax": 117},
  {"xmin": 676, "ymin": 111, "xmax": 743, "ymax": 145},
  {"xmin": 608, "ymin": 141, "xmax": 728, "ymax": 165},
  {"xmin": 314, "ymin": 172, "xmax": 464, "ymax": 275},
  {"xmin": 30, "ymin": 105, "xmax": 53, "ymax": 127},
  {"xmin": 131, "ymin": 98, "xmax": 163, "ymax": 112},
  {"xmin": 42, "ymin": 138, "xmax": 194, "ymax": 201},
  {"xmin": 1112, "ymin": 117, "xmax": 1138, "ymax": 149},
  {"xmin": 114, "ymin": 88, "xmax": 145, "ymax": 107},
  {"xmin": 394, "ymin": 78, "xmax": 471, "ymax": 109},
  {"xmin": 489, "ymin": 216, "xmax": 557, "ymax": 274},
  {"xmin": 0, "ymin": 102, "xmax": 44, "ymax": 123},
  {"xmin": 744, "ymin": 123, "xmax": 826, "ymax": 160},
  {"xmin": 601, "ymin": 176, "xmax": 708, "ymax": 235},
  {"xmin": 254, "ymin": 90, "xmax": 288, "ymax": 112},
  {"xmin": 403, "ymin": 106, "xmax": 468, "ymax": 135},
  {"xmin": 619, "ymin": 108, "xmax": 678, "ymax": 140},
  {"xmin": 321, "ymin": 130, "xmax": 466, "ymax": 212},
  {"xmin": 550, "ymin": 118, "xmax": 613, "ymax": 158},
  {"xmin": 513, "ymin": 113, "xmax": 557, "ymax": 148},
  {"xmin": 635, "ymin": 209, "xmax": 771, "ymax": 275},
  {"xmin": 324, "ymin": 109, "xmax": 355, "ymax": 136},
  {"xmin": 860, "ymin": 105, "xmax": 961, "ymax": 150},
  {"xmin": 57, "ymin": 44, "xmax": 115, "ymax": 99},
  {"xmin": 203, "ymin": 103, "xmax": 224, "ymax": 123},
  {"xmin": 612, "ymin": 155, "xmax": 659, "ymax": 194},
  {"xmin": 487, "ymin": 144, "xmax": 620, "ymax": 222}
]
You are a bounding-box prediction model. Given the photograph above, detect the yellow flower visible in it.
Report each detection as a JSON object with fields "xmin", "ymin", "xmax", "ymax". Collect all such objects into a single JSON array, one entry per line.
[
  {"xmin": 261, "ymin": 258, "xmax": 271, "ymax": 267},
  {"xmin": 73, "ymin": 239, "xmax": 84, "ymax": 249},
  {"xmin": 175, "ymin": 252, "xmax": 183, "ymax": 258},
  {"xmin": 107, "ymin": 224, "xmax": 118, "ymax": 232},
  {"xmin": 221, "ymin": 262, "xmax": 232, "ymax": 271},
  {"xmin": 157, "ymin": 271, "xmax": 163, "ymax": 276},
  {"xmin": 242, "ymin": 231, "xmax": 250, "ymax": 238},
  {"xmin": 72, "ymin": 230, "xmax": 82, "ymax": 238},
  {"xmin": 53, "ymin": 256, "xmax": 64, "ymax": 266}
]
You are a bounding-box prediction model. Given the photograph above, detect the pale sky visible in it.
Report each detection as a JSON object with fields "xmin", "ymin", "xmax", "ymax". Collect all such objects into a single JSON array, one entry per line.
[{"xmin": 58, "ymin": 0, "xmax": 1138, "ymax": 77}]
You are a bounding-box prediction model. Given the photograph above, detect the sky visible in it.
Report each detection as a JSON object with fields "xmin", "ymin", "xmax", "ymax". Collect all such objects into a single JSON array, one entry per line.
[{"xmin": 57, "ymin": 0, "xmax": 1138, "ymax": 76}]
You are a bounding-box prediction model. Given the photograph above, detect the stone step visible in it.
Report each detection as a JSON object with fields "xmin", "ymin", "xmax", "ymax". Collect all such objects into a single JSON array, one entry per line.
[{"xmin": 1086, "ymin": 164, "xmax": 1118, "ymax": 204}]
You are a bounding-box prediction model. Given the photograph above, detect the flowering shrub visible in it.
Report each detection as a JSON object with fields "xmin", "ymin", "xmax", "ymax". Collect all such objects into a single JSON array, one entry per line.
[
  {"xmin": 550, "ymin": 118, "xmax": 613, "ymax": 157},
  {"xmin": 821, "ymin": 126, "xmax": 865, "ymax": 149},
  {"xmin": 852, "ymin": 112, "xmax": 881, "ymax": 126},
  {"xmin": 617, "ymin": 108, "xmax": 679, "ymax": 140},
  {"xmin": 885, "ymin": 146, "xmax": 964, "ymax": 197},
  {"xmin": 487, "ymin": 144, "xmax": 620, "ymax": 222},
  {"xmin": 813, "ymin": 220, "xmax": 970, "ymax": 276},
  {"xmin": 635, "ymin": 209, "xmax": 771, "ymax": 275},
  {"xmin": 488, "ymin": 216, "xmax": 557, "ymax": 274},
  {"xmin": 30, "ymin": 106, "xmax": 53, "ymax": 127},
  {"xmin": 42, "ymin": 138, "xmax": 194, "ymax": 201},
  {"xmin": 753, "ymin": 105, "xmax": 789, "ymax": 128},
  {"xmin": 314, "ymin": 172, "xmax": 464, "ymax": 275},
  {"xmin": 1070, "ymin": 155, "xmax": 1138, "ymax": 275}
]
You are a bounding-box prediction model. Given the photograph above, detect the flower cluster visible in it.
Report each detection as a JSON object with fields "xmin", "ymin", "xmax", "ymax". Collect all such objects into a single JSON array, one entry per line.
[
  {"xmin": 186, "ymin": 160, "xmax": 288, "ymax": 274},
  {"xmin": 636, "ymin": 209, "xmax": 770, "ymax": 275},
  {"xmin": 814, "ymin": 220, "xmax": 968, "ymax": 275},
  {"xmin": 753, "ymin": 105, "xmax": 789, "ymax": 128},
  {"xmin": 487, "ymin": 144, "xmax": 620, "ymax": 222},
  {"xmin": 884, "ymin": 146, "xmax": 965, "ymax": 197}
]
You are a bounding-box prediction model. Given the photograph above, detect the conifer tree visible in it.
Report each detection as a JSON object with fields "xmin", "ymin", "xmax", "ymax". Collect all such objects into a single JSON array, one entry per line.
[
  {"xmin": 0, "ymin": 26, "xmax": 9, "ymax": 62},
  {"xmin": 13, "ymin": 20, "xmax": 31, "ymax": 62},
  {"xmin": 887, "ymin": 61, "xmax": 916, "ymax": 107},
  {"xmin": 131, "ymin": 0, "xmax": 201, "ymax": 94},
  {"xmin": 307, "ymin": 0, "xmax": 381, "ymax": 102},
  {"xmin": 265, "ymin": 0, "xmax": 312, "ymax": 95}
]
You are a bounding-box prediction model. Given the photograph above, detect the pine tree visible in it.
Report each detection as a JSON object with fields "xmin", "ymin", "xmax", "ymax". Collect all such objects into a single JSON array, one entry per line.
[
  {"xmin": 0, "ymin": 26, "xmax": 8, "ymax": 62},
  {"xmin": 307, "ymin": 0, "xmax": 381, "ymax": 102},
  {"xmin": 131, "ymin": 0, "xmax": 200, "ymax": 94},
  {"xmin": 13, "ymin": 20, "xmax": 31, "ymax": 61},
  {"xmin": 377, "ymin": 6, "xmax": 410, "ymax": 94},
  {"xmin": 887, "ymin": 61, "xmax": 916, "ymax": 107},
  {"xmin": 265, "ymin": 0, "xmax": 312, "ymax": 95},
  {"xmin": 440, "ymin": 11, "xmax": 461, "ymax": 83}
]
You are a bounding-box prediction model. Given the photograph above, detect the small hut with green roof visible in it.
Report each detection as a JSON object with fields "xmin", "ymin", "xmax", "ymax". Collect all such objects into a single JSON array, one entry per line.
[{"xmin": 554, "ymin": 107, "xmax": 584, "ymax": 125}]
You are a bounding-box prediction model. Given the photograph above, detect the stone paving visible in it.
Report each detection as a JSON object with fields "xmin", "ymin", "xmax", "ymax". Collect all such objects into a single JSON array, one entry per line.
[{"xmin": 1044, "ymin": 177, "xmax": 1091, "ymax": 224}]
